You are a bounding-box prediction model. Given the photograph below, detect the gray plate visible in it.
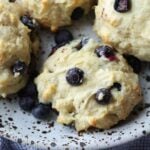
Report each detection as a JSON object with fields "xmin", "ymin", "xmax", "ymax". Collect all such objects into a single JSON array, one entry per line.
[{"xmin": 0, "ymin": 16, "xmax": 149, "ymax": 149}]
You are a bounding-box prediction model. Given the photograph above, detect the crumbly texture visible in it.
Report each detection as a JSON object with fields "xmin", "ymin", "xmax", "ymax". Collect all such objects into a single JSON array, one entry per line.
[
  {"xmin": 16, "ymin": 0, "xmax": 93, "ymax": 31},
  {"xmin": 35, "ymin": 39, "xmax": 142, "ymax": 131},
  {"xmin": 0, "ymin": 1, "xmax": 32, "ymax": 97},
  {"xmin": 94, "ymin": 0, "xmax": 150, "ymax": 61}
]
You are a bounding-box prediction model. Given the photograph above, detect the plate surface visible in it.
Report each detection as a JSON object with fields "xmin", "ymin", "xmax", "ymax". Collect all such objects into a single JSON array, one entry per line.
[{"xmin": 0, "ymin": 16, "xmax": 150, "ymax": 149}]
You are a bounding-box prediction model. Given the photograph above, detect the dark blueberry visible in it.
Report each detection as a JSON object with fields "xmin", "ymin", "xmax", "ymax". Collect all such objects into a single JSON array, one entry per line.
[
  {"xmin": 123, "ymin": 55, "xmax": 141, "ymax": 74},
  {"xmin": 114, "ymin": 0, "xmax": 131, "ymax": 13},
  {"xmin": 20, "ymin": 15, "xmax": 39, "ymax": 30},
  {"xmin": 12, "ymin": 60, "xmax": 27, "ymax": 75},
  {"xmin": 32, "ymin": 103, "xmax": 51, "ymax": 119},
  {"xmin": 18, "ymin": 81, "xmax": 38, "ymax": 98},
  {"xmin": 95, "ymin": 45, "xmax": 117, "ymax": 61},
  {"xmin": 71, "ymin": 7, "xmax": 84, "ymax": 20},
  {"xmin": 66, "ymin": 67, "xmax": 84, "ymax": 86},
  {"xmin": 54, "ymin": 29, "xmax": 73, "ymax": 45},
  {"xmin": 28, "ymin": 69, "xmax": 38, "ymax": 81},
  {"xmin": 75, "ymin": 38, "xmax": 89, "ymax": 50},
  {"xmin": 110, "ymin": 82, "xmax": 122, "ymax": 91},
  {"xmin": 19, "ymin": 97, "xmax": 36, "ymax": 111},
  {"xmin": 95, "ymin": 89, "xmax": 112, "ymax": 105}
]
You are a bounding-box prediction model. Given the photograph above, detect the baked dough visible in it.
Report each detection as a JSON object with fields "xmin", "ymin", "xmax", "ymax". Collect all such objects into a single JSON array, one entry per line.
[
  {"xmin": 0, "ymin": 1, "xmax": 35, "ymax": 97},
  {"xmin": 94, "ymin": 0, "xmax": 150, "ymax": 61},
  {"xmin": 16, "ymin": 0, "xmax": 93, "ymax": 31},
  {"xmin": 35, "ymin": 39, "xmax": 141, "ymax": 131}
]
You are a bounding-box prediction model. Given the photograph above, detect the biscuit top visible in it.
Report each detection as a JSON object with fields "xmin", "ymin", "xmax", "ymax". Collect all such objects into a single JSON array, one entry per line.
[
  {"xmin": 0, "ymin": 1, "xmax": 31, "ymax": 66},
  {"xmin": 16, "ymin": 0, "xmax": 93, "ymax": 31},
  {"xmin": 0, "ymin": 1, "xmax": 31, "ymax": 97},
  {"xmin": 94, "ymin": 0, "xmax": 150, "ymax": 61},
  {"xmin": 35, "ymin": 39, "xmax": 141, "ymax": 131}
]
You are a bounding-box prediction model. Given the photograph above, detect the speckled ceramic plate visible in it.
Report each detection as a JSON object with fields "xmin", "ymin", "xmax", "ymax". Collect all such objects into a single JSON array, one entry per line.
[{"xmin": 0, "ymin": 16, "xmax": 150, "ymax": 149}]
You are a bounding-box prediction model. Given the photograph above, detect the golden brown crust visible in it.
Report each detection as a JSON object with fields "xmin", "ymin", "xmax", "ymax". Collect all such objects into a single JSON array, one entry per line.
[{"xmin": 16, "ymin": 0, "xmax": 93, "ymax": 31}]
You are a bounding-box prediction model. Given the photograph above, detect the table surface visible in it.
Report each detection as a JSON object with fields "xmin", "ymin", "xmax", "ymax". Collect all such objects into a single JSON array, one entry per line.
[{"xmin": 0, "ymin": 135, "xmax": 150, "ymax": 150}]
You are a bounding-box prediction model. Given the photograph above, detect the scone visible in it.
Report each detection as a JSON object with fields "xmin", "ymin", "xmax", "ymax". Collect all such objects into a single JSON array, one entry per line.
[
  {"xmin": 16, "ymin": 0, "xmax": 94, "ymax": 31},
  {"xmin": 94, "ymin": 0, "xmax": 150, "ymax": 61},
  {"xmin": 0, "ymin": 1, "xmax": 38, "ymax": 97},
  {"xmin": 35, "ymin": 38, "xmax": 142, "ymax": 131}
]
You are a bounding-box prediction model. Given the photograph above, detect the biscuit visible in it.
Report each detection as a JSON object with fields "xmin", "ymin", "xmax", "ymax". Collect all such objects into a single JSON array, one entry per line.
[
  {"xmin": 16, "ymin": 0, "xmax": 93, "ymax": 31},
  {"xmin": 0, "ymin": 1, "xmax": 38, "ymax": 97},
  {"xmin": 94, "ymin": 0, "xmax": 150, "ymax": 61},
  {"xmin": 35, "ymin": 39, "xmax": 141, "ymax": 131}
]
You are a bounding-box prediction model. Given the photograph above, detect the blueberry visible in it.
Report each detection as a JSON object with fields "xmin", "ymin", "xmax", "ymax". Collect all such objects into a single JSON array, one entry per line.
[
  {"xmin": 71, "ymin": 7, "xmax": 84, "ymax": 20},
  {"xmin": 66, "ymin": 67, "xmax": 84, "ymax": 86},
  {"xmin": 123, "ymin": 55, "xmax": 141, "ymax": 74},
  {"xmin": 12, "ymin": 60, "xmax": 27, "ymax": 75},
  {"xmin": 75, "ymin": 38, "xmax": 89, "ymax": 50},
  {"xmin": 19, "ymin": 97, "xmax": 36, "ymax": 111},
  {"xmin": 114, "ymin": 0, "xmax": 131, "ymax": 13},
  {"xmin": 95, "ymin": 89, "xmax": 112, "ymax": 105},
  {"xmin": 20, "ymin": 15, "xmax": 39, "ymax": 30},
  {"xmin": 54, "ymin": 29, "xmax": 73, "ymax": 45},
  {"xmin": 18, "ymin": 81, "xmax": 38, "ymax": 98},
  {"xmin": 29, "ymin": 70, "xmax": 39, "ymax": 80},
  {"xmin": 95, "ymin": 46, "xmax": 117, "ymax": 61},
  {"xmin": 110, "ymin": 82, "xmax": 122, "ymax": 91},
  {"xmin": 32, "ymin": 103, "xmax": 51, "ymax": 119}
]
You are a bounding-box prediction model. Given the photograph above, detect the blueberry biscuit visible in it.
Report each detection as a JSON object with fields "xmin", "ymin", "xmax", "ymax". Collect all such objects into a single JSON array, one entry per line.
[
  {"xmin": 94, "ymin": 0, "xmax": 150, "ymax": 61},
  {"xmin": 16, "ymin": 0, "xmax": 94, "ymax": 31},
  {"xmin": 0, "ymin": 1, "xmax": 38, "ymax": 97},
  {"xmin": 35, "ymin": 39, "xmax": 141, "ymax": 131}
]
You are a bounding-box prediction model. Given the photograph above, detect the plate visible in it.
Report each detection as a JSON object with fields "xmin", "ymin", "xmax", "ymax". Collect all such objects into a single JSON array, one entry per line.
[{"xmin": 0, "ymin": 16, "xmax": 150, "ymax": 149}]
